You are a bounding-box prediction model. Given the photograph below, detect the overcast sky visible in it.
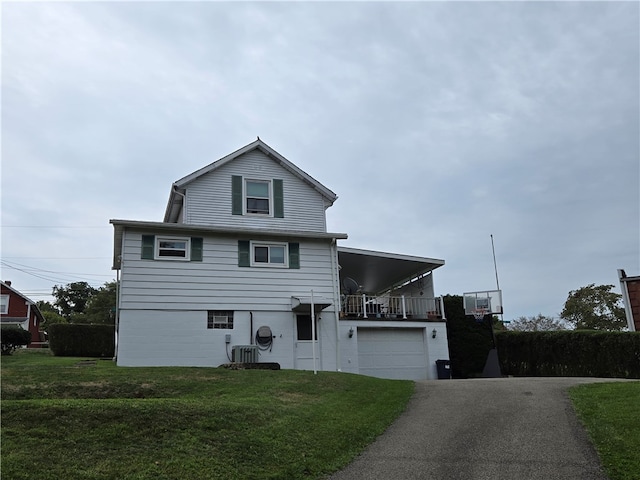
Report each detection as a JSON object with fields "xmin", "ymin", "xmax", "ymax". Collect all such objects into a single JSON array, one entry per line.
[{"xmin": 2, "ymin": 1, "xmax": 638, "ymax": 321}]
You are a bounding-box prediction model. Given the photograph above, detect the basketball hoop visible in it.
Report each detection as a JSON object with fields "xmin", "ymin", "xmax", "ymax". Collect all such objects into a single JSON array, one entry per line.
[{"xmin": 471, "ymin": 308, "xmax": 488, "ymax": 322}]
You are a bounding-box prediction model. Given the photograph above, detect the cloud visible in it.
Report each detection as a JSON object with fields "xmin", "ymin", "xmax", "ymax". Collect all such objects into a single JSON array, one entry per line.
[{"xmin": 2, "ymin": 1, "xmax": 638, "ymax": 319}]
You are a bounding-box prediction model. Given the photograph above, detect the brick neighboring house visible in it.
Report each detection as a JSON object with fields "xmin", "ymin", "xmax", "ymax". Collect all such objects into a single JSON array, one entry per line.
[
  {"xmin": 618, "ymin": 269, "xmax": 640, "ymax": 332},
  {"xmin": 1, "ymin": 281, "xmax": 47, "ymax": 348}
]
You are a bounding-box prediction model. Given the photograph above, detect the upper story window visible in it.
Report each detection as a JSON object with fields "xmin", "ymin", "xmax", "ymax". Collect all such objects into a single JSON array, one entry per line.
[
  {"xmin": 238, "ymin": 240, "xmax": 299, "ymax": 269},
  {"xmin": 245, "ymin": 179, "xmax": 271, "ymax": 215},
  {"xmin": 0, "ymin": 295, "xmax": 9, "ymax": 315},
  {"xmin": 157, "ymin": 237, "xmax": 190, "ymax": 259},
  {"xmin": 232, "ymin": 176, "xmax": 284, "ymax": 218},
  {"xmin": 252, "ymin": 242, "xmax": 287, "ymax": 267},
  {"xmin": 141, "ymin": 235, "xmax": 203, "ymax": 262}
]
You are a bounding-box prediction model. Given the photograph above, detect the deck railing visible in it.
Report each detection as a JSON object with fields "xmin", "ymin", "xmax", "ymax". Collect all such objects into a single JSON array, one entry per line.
[{"xmin": 341, "ymin": 295, "xmax": 444, "ymax": 320}]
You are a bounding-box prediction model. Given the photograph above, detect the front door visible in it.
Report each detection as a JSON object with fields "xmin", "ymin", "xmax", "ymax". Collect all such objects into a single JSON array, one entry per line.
[{"xmin": 294, "ymin": 314, "xmax": 320, "ymax": 370}]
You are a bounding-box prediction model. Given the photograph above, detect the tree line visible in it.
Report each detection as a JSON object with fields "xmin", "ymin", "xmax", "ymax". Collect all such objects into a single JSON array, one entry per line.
[
  {"xmin": 37, "ymin": 281, "xmax": 117, "ymax": 332},
  {"xmin": 35, "ymin": 281, "xmax": 628, "ymax": 333},
  {"xmin": 507, "ymin": 283, "xmax": 627, "ymax": 332}
]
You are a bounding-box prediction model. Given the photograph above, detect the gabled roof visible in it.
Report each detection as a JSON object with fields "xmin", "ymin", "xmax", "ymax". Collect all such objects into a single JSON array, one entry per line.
[
  {"xmin": 1, "ymin": 281, "xmax": 38, "ymax": 306},
  {"xmin": 0, "ymin": 281, "xmax": 45, "ymax": 323},
  {"xmin": 164, "ymin": 139, "xmax": 338, "ymax": 222}
]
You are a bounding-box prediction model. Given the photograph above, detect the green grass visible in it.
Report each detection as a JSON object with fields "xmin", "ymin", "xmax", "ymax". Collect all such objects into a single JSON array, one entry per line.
[
  {"xmin": 570, "ymin": 382, "xmax": 640, "ymax": 480},
  {"xmin": 1, "ymin": 350, "xmax": 414, "ymax": 480}
]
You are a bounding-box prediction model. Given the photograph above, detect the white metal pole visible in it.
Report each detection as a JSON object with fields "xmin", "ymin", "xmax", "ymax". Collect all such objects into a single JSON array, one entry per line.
[
  {"xmin": 491, "ymin": 234, "xmax": 504, "ymax": 323},
  {"xmin": 311, "ymin": 289, "xmax": 317, "ymax": 375}
]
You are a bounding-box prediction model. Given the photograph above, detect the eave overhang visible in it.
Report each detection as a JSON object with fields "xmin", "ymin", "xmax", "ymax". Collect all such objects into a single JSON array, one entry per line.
[
  {"xmin": 291, "ymin": 296, "xmax": 332, "ymax": 314},
  {"xmin": 337, "ymin": 246, "xmax": 445, "ymax": 295}
]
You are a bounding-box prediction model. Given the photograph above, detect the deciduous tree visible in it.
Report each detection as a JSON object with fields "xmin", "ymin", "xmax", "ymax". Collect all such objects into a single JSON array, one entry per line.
[
  {"xmin": 508, "ymin": 314, "xmax": 568, "ymax": 332},
  {"xmin": 560, "ymin": 284, "xmax": 626, "ymax": 331},
  {"xmin": 52, "ymin": 282, "xmax": 97, "ymax": 320}
]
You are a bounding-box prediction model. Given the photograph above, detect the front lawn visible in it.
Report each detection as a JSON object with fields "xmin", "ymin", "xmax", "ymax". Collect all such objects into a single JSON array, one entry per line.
[
  {"xmin": 570, "ymin": 381, "xmax": 640, "ymax": 480},
  {"xmin": 1, "ymin": 350, "xmax": 414, "ymax": 480}
]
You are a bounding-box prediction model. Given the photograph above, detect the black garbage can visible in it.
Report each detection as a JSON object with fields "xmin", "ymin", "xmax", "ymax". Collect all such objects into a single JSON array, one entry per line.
[{"xmin": 435, "ymin": 359, "xmax": 451, "ymax": 379}]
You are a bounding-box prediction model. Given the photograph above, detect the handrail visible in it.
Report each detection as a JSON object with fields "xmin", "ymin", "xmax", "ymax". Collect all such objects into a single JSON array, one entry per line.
[{"xmin": 341, "ymin": 295, "xmax": 443, "ymax": 320}]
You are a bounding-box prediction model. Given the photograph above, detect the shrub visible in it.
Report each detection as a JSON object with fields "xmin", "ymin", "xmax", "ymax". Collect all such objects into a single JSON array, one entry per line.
[
  {"xmin": 49, "ymin": 324, "xmax": 115, "ymax": 357},
  {"xmin": 497, "ymin": 330, "xmax": 640, "ymax": 378},
  {"xmin": 1, "ymin": 326, "xmax": 32, "ymax": 355}
]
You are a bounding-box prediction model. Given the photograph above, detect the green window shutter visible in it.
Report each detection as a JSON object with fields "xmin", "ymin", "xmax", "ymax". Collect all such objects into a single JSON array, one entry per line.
[
  {"xmin": 232, "ymin": 175, "xmax": 243, "ymax": 215},
  {"xmin": 141, "ymin": 235, "xmax": 155, "ymax": 260},
  {"xmin": 190, "ymin": 237, "xmax": 203, "ymax": 262},
  {"xmin": 238, "ymin": 240, "xmax": 250, "ymax": 267},
  {"xmin": 273, "ymin": 179, "xmax": 284, "ymax": 218},
  {"xmin": 289, "ymin": 242, "xmax": 300, "ymax": 269}
]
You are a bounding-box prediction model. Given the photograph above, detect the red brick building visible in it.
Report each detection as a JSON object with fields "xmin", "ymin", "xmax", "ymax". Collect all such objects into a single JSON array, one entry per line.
[
  {"xmin": 1, "ymin": 281, "xmax": 46, "ymax": 348},
  {"xmin": 619, "ymin": 269, "xmax": 640, "ymax": 332}
]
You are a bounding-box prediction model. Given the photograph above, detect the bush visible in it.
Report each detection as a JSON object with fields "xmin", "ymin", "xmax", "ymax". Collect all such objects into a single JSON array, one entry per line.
[
  {"xmin": 1, "ymin": 326, "xmax": 32, "ymax": 355},
  {"xmin": 49, "ymin": 324, "xmax": 115, "ymax": 357},
  {"xmin": 497, "ymin": 330, "xmax": 640, "ymax": 378}
]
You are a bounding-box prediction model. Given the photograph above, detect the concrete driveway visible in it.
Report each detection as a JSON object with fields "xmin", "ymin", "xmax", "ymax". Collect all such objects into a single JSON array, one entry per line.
[{"xmin": 329, "ymin": 377, "xmax": 627, "ymax": 480}]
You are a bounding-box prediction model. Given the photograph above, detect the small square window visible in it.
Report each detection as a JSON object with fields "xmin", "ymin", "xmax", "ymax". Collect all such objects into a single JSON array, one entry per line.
[
  {"xmin": 245, "ymin": 179, "xmax": 271, "ymax": 215},
  {"xmin": 208, "ymin": 310, "xmax": 234, "ymax": 329}
]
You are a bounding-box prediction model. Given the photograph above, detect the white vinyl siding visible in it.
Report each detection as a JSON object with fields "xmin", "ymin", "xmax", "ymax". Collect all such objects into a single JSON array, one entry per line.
[
  {"xmin": 184, "ymin": 150, "xmax": 328, "ymax": 232},
  {"xmin": 118, "ymin": 231, "xmax": 336, "ymax": 312}
]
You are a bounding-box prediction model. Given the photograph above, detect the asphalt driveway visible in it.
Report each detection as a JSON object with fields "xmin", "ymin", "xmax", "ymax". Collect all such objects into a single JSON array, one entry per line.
[{"xmin": 329, "ymin": 377, "xmax": 627, "ymax": 480}]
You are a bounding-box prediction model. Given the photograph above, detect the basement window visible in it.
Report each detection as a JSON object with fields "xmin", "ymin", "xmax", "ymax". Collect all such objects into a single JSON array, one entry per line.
[{"xmin": 207, "ymin": 310, "xmax": 234, "ymax": 329}]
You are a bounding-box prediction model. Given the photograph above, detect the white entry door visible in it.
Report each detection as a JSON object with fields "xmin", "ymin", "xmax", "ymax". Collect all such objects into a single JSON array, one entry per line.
[
  {"xmin": 357, "ymin": 328, "xmax": 427, "ymax": 380},
  {"xmin": 294, "ymin": 314, "xmax": 320, "ymax": 371}
]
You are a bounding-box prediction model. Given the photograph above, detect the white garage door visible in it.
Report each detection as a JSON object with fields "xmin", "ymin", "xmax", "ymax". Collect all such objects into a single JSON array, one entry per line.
[{"xmin": 357, "ymin": 328, "xmax": 427, "ymax": 380}]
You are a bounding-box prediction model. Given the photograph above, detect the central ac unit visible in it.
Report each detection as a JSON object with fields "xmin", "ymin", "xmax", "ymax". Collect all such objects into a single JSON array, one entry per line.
[{"xmin": 232, "ymin": 345, "xmax": 259, "ymax": 363}]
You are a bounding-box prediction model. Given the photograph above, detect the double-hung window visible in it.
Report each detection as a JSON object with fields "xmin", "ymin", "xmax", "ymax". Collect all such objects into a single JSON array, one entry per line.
[
  {"xmin": 245, "ymin": 179, "xmax": 271, "ymax": 215},
  {"xmin": 0, "ymin": 295, "xmax": 9, "ymax": 315},
  {"xmin": 252, "ymin": 242, "xmax": 287, "ymax": 267},
  {"xmin": 232, "ymin": 176, "xmax": 284, "ymax": 218}
]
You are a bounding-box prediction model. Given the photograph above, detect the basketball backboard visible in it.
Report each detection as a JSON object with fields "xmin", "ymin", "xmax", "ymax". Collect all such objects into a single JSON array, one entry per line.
[{"xmin": 463, "ymin": 290, "xmax": 503, "ymax": 317}]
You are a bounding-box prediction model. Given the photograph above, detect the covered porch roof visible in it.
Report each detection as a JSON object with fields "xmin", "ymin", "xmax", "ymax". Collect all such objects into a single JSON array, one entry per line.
[{"xmin": 337, "ymin": 246, "xmax": 445, "ymax": 295}]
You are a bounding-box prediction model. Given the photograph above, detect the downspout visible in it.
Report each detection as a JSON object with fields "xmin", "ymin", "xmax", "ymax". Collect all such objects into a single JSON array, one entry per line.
[
  {"xmin": 330, "ymin": 239, "xmax": 341, "ymax": 372},
  {"xmin": 115, "ymin": 258, "xmax": 121, "ymax": 361},
  {"xmin": 172, "ymin": 186, "xmax": 187, "ymax": 223}
]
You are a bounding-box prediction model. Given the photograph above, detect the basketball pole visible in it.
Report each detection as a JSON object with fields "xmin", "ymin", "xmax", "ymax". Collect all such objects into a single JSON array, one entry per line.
[{"xmin": 490, "ymin": 234, "xmax": 504, "ymax": 324}]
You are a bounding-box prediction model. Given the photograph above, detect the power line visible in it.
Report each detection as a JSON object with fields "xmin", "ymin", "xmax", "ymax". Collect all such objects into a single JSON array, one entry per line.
[
  {"xmin": 1, "ymin": 260, "xmax": 112, "ymax": 286},
  {"xmin": 2, "ymin": 257, "xmax": 110, "ymax": 260},
  {"xmin": 3, "ymin": 226, "xmax": 108, "ymax": 228}
]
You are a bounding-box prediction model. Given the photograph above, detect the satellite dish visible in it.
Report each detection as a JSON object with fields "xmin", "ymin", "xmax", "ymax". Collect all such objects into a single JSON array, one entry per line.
[{"xmin": 342, "ymin": 277, "xmax": 360, "ymax": 295}]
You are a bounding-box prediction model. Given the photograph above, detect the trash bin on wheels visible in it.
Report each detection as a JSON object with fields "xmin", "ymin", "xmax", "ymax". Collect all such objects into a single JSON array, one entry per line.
[{"xmin": 435, "ymin": 359, "xmax": 451, "ymax": 379}]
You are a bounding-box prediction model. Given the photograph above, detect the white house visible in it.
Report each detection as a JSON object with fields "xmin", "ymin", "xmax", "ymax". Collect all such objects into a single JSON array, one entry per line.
[{"xmin": 111, "ymin": 139, "xmax": 449, "ymax": 380}]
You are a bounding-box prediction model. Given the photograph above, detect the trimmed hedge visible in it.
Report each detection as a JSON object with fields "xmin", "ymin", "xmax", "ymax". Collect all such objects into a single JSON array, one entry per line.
[
  {"xmin": 443, "ymin": 295, "xmax": 495, "ymax": 378},
  {"xmin": 497, "ymin": 330, "xmax": 640, "ymax": 378},
  {"xmin": 49, "ymin": 324, "xmax": 115, "ymax": 357},
  {"xmin": 1, "ymin": 326, "xmax": 32, "ymax": 355}
]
